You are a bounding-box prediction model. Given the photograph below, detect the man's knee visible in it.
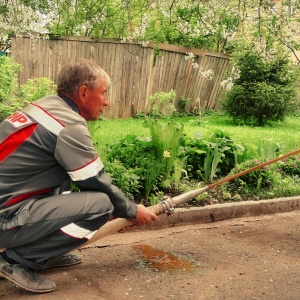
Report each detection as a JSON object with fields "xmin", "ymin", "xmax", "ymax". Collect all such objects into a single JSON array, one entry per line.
[{"xmin": 89, "ymin": 192, "xmax": 114, "ymax": 216}]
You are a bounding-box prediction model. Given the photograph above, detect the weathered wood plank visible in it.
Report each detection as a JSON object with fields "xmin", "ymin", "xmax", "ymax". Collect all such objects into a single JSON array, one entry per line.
[{"xmin": 11, "ymin": 36, "xmax": 230, "ymax": 118}]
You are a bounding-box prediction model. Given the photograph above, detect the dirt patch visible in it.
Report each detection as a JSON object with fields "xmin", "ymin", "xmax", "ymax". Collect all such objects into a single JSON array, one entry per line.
[{"xmin": 1, "ymin": 210, "xmax": 299, "ymax": 300}]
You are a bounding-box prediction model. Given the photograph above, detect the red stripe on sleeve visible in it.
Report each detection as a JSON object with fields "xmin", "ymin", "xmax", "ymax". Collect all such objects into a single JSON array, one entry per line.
[{"xmin": 0, "ymin": 123, "xmax": 38, "ymax": 163}]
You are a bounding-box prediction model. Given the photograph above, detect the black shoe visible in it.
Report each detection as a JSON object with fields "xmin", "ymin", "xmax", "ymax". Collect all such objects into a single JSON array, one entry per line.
[
  {"xmin": 0, "ymin": 255, "xmax": 56, "ymax": 293},
  {"xmin": 45, "ymin": 253, "xmax": 82, "ymax": 269}
]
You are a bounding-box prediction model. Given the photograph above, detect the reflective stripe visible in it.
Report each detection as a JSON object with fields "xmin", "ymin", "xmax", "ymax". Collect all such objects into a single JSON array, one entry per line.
[
  {"xmin": 60, "ymin": 223, "xmax": 96, "ymax": 240},
  {"xmin": 26, "ymin": 103, "xmax": 65, "ymax": 135},
  {"xmin": 67, "ymin": 156, "xmax": 104, "ymax": 181}
]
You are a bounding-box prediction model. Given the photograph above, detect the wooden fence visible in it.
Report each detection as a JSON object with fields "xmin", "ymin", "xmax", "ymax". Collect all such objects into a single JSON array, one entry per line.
[{"xmin": 11, "ymin": 35, "xmax": 230, "ymax": 118}]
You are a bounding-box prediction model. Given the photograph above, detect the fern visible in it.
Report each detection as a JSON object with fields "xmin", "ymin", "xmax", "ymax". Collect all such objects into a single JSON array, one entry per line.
[
  {"xmin": 172, "ymin": 158, "xmax": 187, "ymax": 189},
  {"xmin": 148, "ymin": 120, "xmax": 165, "ymax": 159},
  {"xmin": 147, "ymin": 120, "xmax": 184, "ymax": 186}
]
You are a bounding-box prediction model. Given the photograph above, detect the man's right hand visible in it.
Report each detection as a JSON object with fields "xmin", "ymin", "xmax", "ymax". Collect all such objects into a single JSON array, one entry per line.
[{"xmin": 131, "ymin": 204, "xmax": 158, "ymax": 226}]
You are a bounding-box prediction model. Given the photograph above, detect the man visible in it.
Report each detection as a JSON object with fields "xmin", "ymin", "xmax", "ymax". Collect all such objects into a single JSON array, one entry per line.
[{"xmin": 0, "ymin": 58, "xmax": 157, "ymax": 293}]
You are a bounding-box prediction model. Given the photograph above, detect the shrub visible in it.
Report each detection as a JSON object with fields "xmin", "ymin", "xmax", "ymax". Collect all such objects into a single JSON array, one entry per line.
[
  {"xmin": 179, "ymin": 130, "xmax": 243, "ymax": 182},
  {"xmin": 276, "ymin": 155, "xmax": 300, "ymax": 177},
  {"xmin": 104, "ymin": 159, "xmax": 141, "ymax": 200},
  {"xmin": 0, "ymin": 56, "xmax": 20, "ymax": 103},
  {"xmin": 222, "ymin": 51, "xmax": 298, "ymax": 126},
  {"xmin": 17, "ymin": 77, "xmax": 56, "ymax": 104},
  {"xmin": 148, "ymin": 89, "xmax": 176, "ymax": 117},
  {"xmin": 225, "ymin": 158, "xmax": 274, "ymax": 195},
  {"xmin": 105, "ymin": 134, "xmax": 156, "ymax": 198},
  {"xmin": 0, "ymin": 57, "xmax": 57, "ymax": 121}
]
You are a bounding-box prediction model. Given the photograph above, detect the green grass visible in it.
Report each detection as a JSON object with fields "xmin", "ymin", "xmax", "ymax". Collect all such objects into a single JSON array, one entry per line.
[
  {"xmin": 91, "ymin": 114, "xmax": 299, "ymax": 158},
  {"xmin": 89, "ymin": 114, "xmax": 300, "ymax": 203}
]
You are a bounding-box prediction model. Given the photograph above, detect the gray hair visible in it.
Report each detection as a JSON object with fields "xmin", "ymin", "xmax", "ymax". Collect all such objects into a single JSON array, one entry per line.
[{"xmin": 57, "ymin": 58, "xmax": 111, "ymax": 95}]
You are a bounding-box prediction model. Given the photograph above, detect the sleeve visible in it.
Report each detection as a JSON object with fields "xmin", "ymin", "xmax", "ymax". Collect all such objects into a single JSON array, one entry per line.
[{"xmin": 55, "ymin": 122, "xmax": 137, "ymax": 218}]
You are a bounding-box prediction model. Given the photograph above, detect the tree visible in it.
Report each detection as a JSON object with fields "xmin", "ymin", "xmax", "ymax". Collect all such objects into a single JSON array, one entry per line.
[
  {"xmin": 221, "ymin": 50, "xmax": 299, "ymax": 126},
  {"xmin": 0, "ymin": 0, "xmax": 47, "ymax": 52},
  {"xmin": 2, "ymin": 0, "xmax": 300, "ymax": 61}
]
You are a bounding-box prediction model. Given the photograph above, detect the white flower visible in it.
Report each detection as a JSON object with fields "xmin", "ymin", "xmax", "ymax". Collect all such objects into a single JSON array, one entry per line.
[
  {"xmin": 185, "ymin": 52, "xmax": 196, "ymax": 61},
  {"xmin": 192, "ymin": 62, "xmax": 199, "ymax": 69}
]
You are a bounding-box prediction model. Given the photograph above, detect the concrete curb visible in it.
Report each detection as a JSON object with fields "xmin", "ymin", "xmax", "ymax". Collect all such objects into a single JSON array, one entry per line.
[
  {"xmin": 141, "ymin": 196, "xmax": 300, "ymax": 230},
  {"xmin": 1, "ymin": 197, "xmax": 299, "ymax": 253}
]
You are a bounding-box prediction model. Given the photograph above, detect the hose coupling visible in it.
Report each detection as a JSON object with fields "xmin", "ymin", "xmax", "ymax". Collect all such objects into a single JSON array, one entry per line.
[{"xmin": 160, "ymin": 196, "xmax": 175, "ymax": 215}]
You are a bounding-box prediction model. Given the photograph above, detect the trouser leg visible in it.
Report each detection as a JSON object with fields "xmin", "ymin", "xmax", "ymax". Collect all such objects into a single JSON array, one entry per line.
[{"xmin": 1, "ymin": 191, "xmax": 113, "ymax": 270}]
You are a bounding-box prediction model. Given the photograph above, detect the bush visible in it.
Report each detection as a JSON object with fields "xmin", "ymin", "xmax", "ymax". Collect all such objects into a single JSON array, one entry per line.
[
  {"xmin": 0, "ymin": 56, "xmax": 57, "ymax": 121},
  {"xmin": 276, "ymin": 155, "xmax": 300, "ymax": 177},
  {"xmin": 0, "ymin": 56, "xmax": 20, "ymax": 103},
  {"xmin": 17, "ymin": 77, "xmax": 56, "ymax": 104},
  {"xmin": 225, "ymin": 158, "xmax": 274, "ymax": 195},
  {"xmin": 148, "ymin": 89, "xmax": 176, "ymax": 117},
  {"xmin": 179, "ymin": 130, "xmax": 243, "ymax": 182},
  {"xmin": 222, "ymin": 51, "xmax": 298, "ymax": 126},
  {"xmin": 105, "ymin": 134, "xmax": 156, "ymax": 198},
  {"xmin": 104, "ymin": 159, "xmax": 141, "ymax": 200}
]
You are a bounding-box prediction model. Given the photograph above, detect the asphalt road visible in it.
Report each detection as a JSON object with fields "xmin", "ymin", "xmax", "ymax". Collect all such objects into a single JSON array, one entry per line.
[{"xmin": 1, "ymin": 207, "xmax": 299, "ymax": 300}]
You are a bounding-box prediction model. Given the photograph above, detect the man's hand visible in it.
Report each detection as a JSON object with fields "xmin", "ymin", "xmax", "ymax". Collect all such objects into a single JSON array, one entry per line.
[{"xmin": 131, "ymin": 204, "xmax": 158, "ymax": 226}]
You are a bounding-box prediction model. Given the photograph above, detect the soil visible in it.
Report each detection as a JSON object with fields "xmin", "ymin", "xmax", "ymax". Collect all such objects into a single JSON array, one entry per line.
[{"xmin": 1, "ymin": 210, "xmax": 299, "ymax": 300}]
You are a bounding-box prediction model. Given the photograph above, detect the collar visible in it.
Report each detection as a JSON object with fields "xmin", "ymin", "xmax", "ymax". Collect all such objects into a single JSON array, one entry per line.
[{"xmin": 58, "ymin": 93, "xmax": 80, "ymax": 114}]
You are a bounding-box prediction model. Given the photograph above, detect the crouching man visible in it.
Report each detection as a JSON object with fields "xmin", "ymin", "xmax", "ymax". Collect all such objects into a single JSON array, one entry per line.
[{"xmin": 0, "ymin": 58, "xmax": 157, "ymax": 293}]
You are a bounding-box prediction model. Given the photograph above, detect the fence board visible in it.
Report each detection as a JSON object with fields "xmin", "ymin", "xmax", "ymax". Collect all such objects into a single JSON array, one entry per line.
[{"xmin": 11, "ymin": 35, "xmax": 230, "ymax": 118}]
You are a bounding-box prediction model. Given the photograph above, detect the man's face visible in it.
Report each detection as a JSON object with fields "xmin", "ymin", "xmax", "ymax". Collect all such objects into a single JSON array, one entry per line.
[{"xmin": 80, "ymin": 77, "xmax": 109, "ymax": 121}]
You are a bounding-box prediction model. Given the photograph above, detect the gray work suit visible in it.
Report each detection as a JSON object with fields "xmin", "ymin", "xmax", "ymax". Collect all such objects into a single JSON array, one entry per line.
[{"xmin": 0, "ymin": 95, "xmax": 137, "ymax": 270}]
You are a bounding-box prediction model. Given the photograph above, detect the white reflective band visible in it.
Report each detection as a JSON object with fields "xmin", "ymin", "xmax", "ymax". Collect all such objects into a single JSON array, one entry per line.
[
  {"xmin": 26, "ymin": 104, "xmax": 64, "ymax": 135},
  {"xmin": 60, "ymin": 223, "xmax": 96, "ymax": 240},
  {"xmin": 68, "ymin": 157, "xmax": 104, "ymax": 181}
]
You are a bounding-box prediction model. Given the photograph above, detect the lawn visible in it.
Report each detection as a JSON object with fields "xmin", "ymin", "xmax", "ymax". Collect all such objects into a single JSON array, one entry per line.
[
  {"xmin": 93, "ymin": 114, "xmax": 299, "ymax": 158},
  {"xmin": 87, "ymin": 114, "xmax": 300, "ymax": 205}
]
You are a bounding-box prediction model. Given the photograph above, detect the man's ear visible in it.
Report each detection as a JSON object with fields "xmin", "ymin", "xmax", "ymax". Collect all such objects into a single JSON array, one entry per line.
[{"xmin": 78, "ymin": 86, "xmax": 87, "ymax": 101}]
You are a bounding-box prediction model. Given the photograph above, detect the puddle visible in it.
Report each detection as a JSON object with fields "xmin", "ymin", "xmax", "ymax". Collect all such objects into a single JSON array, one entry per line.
[{"xmin": 132, "ymin": 244, "xmax": 202, "ymax": 272}]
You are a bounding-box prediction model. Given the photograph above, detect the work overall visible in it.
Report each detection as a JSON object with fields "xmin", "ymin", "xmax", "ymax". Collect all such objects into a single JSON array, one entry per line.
[{"xmin": 0, "ymin": 95, "xmax": 137, "ymax": 270}]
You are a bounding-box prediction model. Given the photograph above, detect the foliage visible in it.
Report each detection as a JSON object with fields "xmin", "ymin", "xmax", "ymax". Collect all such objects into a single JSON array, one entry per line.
[
  {"xmin": 148, "ymin": 89, "xmax": 176, "ymax": 118},
  {"xmin": 0, "ymin": 57, "xmax": 56, "ymax": 121},
  {"xmin": 0, "ymin": 0, "xmax": 47, "ymax": 51},
  {"xmin": 104, "ymin": 120, "xmax": 185, "ymax": 201},
  {"xmin": 144, "ymin": 157, "xmax": 163, "ymax": 201},
  {"xmin": 179, "ymin": 130, "xmax": 243, "ymax": 182},
  {"xmin": 0, "ymin": 57, "xmax": 25, "ymax": 120},
  {"xmin": 17, "ymin": 77, "xmax": 56, "ymax": 104},
  {"xmin": 89, "ymin": 114, "xmax": 300, "ymax": 203},
  {"xmin": 0, "ymin": 56, "xmax": 20, "ymax": 103},
  {"xmin": 5, "ymin": 0, "xmax": 300, "ymax": 62},
  {"xmin": 105, "ymin": 134, "xmax": 156, "ymax": 198},
  {"xmin": 147, "ymin": 119, "xmax": 184, "ymax": 188},
  {"xmin": 178, "ymin": 96, "xmax": 190, "ymax": 111},
  {"xmin": 0, "ymin": 103, "xmax": 16, "ymax": 122},
  {"xmin": 225, "ymin": 158, "xmax": 274, "ymax": 196},
  {"xmin": 104, "ymin": 159, "xmax": 141, "ymax": 200},
  {"xmin": 102, "ymin": 119, "xmax": 300, "ymax": 203},
  {"xmin": 224, "ymin": 154, "xmax": 300, "ymax": 200},
  {"xmin": 221, "ymin": 51, "xmax": 299, "ymax": 126},
  {"xmin": 265, "ymin": 173, "xmax": 300, "ymax": 199},
  {"xmin": 276, "ymin": 155, "xmax": 300, "ymax": 177}
]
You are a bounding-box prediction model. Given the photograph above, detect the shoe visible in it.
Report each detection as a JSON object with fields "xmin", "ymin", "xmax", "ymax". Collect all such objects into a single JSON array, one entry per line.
[
  {"xmin": 0, "ymin": 252, "xmax": 82, "ymax": 279},
  {"xmin": 45, "ymin": 253, "xmax": 82, "ymax": 269},
  {"xmin": 0, "ymin": 255, "xmax": 56, "ymax": 293}
]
